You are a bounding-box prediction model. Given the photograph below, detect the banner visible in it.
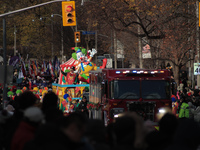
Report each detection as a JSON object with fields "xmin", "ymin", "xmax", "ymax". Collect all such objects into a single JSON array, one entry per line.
[{"xmin": 49, "ymin": 61, "xmax": 54, "ymax": 77}]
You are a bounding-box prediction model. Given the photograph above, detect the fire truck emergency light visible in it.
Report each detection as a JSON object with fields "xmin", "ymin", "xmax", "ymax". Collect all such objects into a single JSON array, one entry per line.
[{"xmin": 115, "ymin": 70, "xmax": 165, "ymax": 74}]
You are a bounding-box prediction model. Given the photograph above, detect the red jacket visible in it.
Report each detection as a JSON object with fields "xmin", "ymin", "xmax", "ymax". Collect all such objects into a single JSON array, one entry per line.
[{"xmin": 11, "ymin": 121, "xmax": 36, "ymax": 150}]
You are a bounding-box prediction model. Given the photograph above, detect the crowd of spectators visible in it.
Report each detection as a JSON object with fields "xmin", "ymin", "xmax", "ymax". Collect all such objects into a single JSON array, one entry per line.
[
  {"xmin": 171, "ymin": 80, "xmax": 200, "ymax": 122},
  {"xmin": 0, "ymin": 90, "xmax": 200, "ymax": 150}
]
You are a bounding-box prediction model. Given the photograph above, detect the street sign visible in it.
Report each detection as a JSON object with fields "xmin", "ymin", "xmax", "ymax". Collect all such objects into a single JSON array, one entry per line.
[
  {"xmin": 82, "ymin": 31, "xmax": 95, "ymax": 35},
  {"xmin": 194, "ymin": 63, "xmax": 200, "ymax": 75},
  {"xmin": 106, "ymin": 58, "xmax": 113, "ymax": 68},
  {"xmin": 142, "ymin": 44, "xmax": 151, "ymax": 59}
]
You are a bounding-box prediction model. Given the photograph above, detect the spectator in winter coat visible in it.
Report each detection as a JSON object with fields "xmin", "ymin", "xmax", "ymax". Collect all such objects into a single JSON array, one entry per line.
[
  {"xmin": 3, "ymin": 91, "xmax": 37, "ymax": 150},
  {"xmin": 85, "ymin": 119, "xmax": 110, "ymax": 150},
  {"xmin": 11, "ymin": 107, "xmax": 44, "ymax": 150},
  {"xmin": 23, "ymin": 112, "xmax": 90, "ymax": 150},
  {"xmin": 145, "ymin": 113, "xmax": 178, "ymax": 150},
  {"xmin": 165, "ymin": 119, "xmax": 200, "ymax": 150},
  {"xmin": 178, "ymin": 97, "xmax": 189, "ymax": 119},
  {"xmin": 77, "ymin": 96, "xmax": 89, "ymax": 117},
  {"xmin": 41, "ymin": 91, "xmax": 63, "ymax": 123}
]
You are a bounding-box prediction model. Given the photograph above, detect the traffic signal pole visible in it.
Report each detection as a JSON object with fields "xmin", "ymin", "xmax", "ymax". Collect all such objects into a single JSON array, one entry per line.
[
  {"xmin": 75, "ymin": 25, "xmax": 77, "ymax": 47},
  {"xmin": 0, "ymin": 0, "xmax": 63, "ymax": 17},
  {"xmin": 3, "ymin": 18, "xmax": 7, "ymax": 109}
]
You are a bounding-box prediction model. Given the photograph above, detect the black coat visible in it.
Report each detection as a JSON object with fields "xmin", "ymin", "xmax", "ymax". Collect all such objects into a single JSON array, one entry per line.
[
  {"xmin": 23, "ymin": 123, "xmax": 83, "ymax": 150},
  {"xmin": 76, "ymin": 101, "xmax": 89, "ymax": 117},
  {"xmin": 77, "ymin": 101, "xmax": 88, "ymax": 112}
]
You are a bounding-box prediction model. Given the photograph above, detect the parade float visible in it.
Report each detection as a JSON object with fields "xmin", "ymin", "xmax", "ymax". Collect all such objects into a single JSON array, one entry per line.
[{"xmin": 52, "ymin": 47, "xmax": 107, "ymax": 113}]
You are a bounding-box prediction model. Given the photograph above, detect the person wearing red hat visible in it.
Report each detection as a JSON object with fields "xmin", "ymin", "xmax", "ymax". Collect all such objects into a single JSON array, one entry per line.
[{"xmin": 61, "ymin": 66, "xmax": 77, "ymax": 85}]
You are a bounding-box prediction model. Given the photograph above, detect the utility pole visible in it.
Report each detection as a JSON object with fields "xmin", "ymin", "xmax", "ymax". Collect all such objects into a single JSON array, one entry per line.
[
  {"xmin": 137, "ymin": 18, "xmax": 143, "ymax": 69},
  {"xmin": 51, "ymin": 20, "xmax": 54, "ymax": 59},
  {"xmin": 61, "ymin": 23, "xmax": 64, "ymax": 61},
  {"xmin": 14, "ymin": 25, "xmax": 16, "ymax": 56},
  {"xmin": 75, "ymin": 25, "xmax": 77, "ymax": 47},
  {"xmin": 114, "ymin": 30, "xmax": 117, "ymax": 69},
  {"xmin": 3, "ymin": 18, "xmax": 7, "ymax": 109},
  {"xmin": 196, "ymin": 1, "xmax": 200, "ymax": 88},
  {"xmin": 95, "ymin": 30, "xmax": 97, "ymax": 65}
]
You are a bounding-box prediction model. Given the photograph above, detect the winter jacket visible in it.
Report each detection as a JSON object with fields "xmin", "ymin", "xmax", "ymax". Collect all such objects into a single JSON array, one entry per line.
[
  {"xmin": 23, "ymin": 123, "xmax": 84, "ymax": 150},
  {"xmin": 11, "ymin": 121, "xmax": 36, "ymax": 150},
  {"xmin": 77, "ymin": 101, "xmax": 88, "ymax": 113},
  {"xmin": 179, "ymin": 102, "xmax": 189, "ymax": 118}
]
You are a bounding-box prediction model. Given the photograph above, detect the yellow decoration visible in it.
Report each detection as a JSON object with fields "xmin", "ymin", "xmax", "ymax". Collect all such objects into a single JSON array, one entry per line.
[
  {"xmin": 33, "ymin": 87, "xmax": 39, "ymax": 92},
  {"xmin": 42, "ymin": 90, "xmax": 48, "ymax": 99}
]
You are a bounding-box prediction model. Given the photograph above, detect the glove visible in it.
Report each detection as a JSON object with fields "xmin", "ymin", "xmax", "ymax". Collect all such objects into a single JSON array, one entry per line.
[{"xmin": 90, "ymin": 48, "xmax": 97, "ymax": 57}]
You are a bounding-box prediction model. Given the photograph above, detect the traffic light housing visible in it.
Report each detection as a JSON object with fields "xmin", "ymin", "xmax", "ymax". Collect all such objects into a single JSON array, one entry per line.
[
  {"xmin": 62, "ymin": 1, "xmax": 76, "ymax": 26},
  {"xmin": 74, "ymin": 32, "xmax": 80, "ymax": 43}
]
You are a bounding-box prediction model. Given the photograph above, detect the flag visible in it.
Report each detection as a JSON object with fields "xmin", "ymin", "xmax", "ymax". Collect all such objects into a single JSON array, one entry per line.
[
  {"xmin": 35, "ymin": 60, "xmax": 38, "ymax": 75},
  {"xmin": 41, "ymin": 63, "xmax": 44, "ymax": 75},
  {"xmin": 54, "ymin": 59, "xmax": 60, "ymax": 77},
  {"xmin": 49, "ymin": 61, "xmax": 54, "ymax": 77},
  {"xmin": 9, "ymin": 56, "xmax": 19, "ymax": 68},
  {"xmin": 40, "ymin": 60, "xmax": 46, "ymax": 75},
  {"xmin": 29, "ymin": 60, "xmax": 35, "ymax": 79},
  {"xmin": 44, "ymin": 61, "xmax": 46, "ymax": 74},
  {"xmin": 18, "ymin": 66, "xmax": 24, "ymax": 79},
  {"xmin": 18, "ymin": 54, "xmax": 26, "ymax": 77},
  {"xmin": 32, "ymin": 61, "xmax": 37, "ymax": 76},
  {"xmin": 46, "ymin": 62, "xmax": 50, "ymax": 75},
  {"xmin": 58, "ymin": 60, "xmax": 60, "ymax": 72}
]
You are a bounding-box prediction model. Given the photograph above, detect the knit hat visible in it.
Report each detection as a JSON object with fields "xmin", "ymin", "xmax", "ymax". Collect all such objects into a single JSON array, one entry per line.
[
  {"xmin": 7, "ymin": 91, "xmax": 14, "ymax": 96},
  {"xmin": 16, "ymin": 89, "xmax": 22, "ymax": 94},
  {"xmin": 24, "ymin": 107, "xmax": 44, "ymax": 123},
  {"xmin": 6, "ymin": 104, "xmax": 15, "ymax": 113},
  {"xmin": 38, "ymin": 89, "xmax": 43, "ymax": 94},
  {"xmin": 33, "ymin": 87, "xmax": 39, "ymax": 92},
  {"xmin": 22, "ymin": 87, "xmax": 27, "ymax": 91},
  {"xmin": 171, "ymin": 95, "xmax": 176, "ymax": 99},
  {"xmin": 172, "ymin": 97, "xmax": 176, "ymax": 102},
  {"xmin": 12, "ymin": 85, "xmax": 17, "ymax": 91}
]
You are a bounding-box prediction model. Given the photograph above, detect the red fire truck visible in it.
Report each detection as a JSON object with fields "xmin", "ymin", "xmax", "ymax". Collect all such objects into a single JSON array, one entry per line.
[{"xmin": 89, "ymin": 68, "xmax": 172, "ymax": 124}]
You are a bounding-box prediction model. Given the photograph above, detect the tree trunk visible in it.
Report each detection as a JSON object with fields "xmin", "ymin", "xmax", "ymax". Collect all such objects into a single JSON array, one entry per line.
[{"xmin": 173, "ymin": 59, "xmax": 179, "ymax": 85}]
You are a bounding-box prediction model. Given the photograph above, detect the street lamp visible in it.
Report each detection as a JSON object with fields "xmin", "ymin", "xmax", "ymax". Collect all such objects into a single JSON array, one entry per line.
[{"xmin": 51, "ymin": 14, "xmax": 64, "ymax": 62}]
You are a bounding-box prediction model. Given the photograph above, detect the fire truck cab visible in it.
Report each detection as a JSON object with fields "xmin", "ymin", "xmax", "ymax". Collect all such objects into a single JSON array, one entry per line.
[{"xmin": 89, "ymin": 68, "xmax": 172, "ymax": 124}]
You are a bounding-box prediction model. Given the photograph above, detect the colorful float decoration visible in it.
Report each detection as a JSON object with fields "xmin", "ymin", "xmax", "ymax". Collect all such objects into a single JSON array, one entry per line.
[
  {"xmin": 55, "ymin": 47, "xmax": 107, "ymax": 112},
  {"xmin": 59, "ymin": 47, "xmax": 107, "ymax": 85}
]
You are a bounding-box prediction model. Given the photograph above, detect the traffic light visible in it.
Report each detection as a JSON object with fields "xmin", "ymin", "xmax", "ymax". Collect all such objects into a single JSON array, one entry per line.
[
  {"xmin": 62, "ymin": 1, "xmax": 76, "ymax": 26},
  {"xmin": 74, "ymin": 32, "xmax": 80, "ymax": 43}
]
